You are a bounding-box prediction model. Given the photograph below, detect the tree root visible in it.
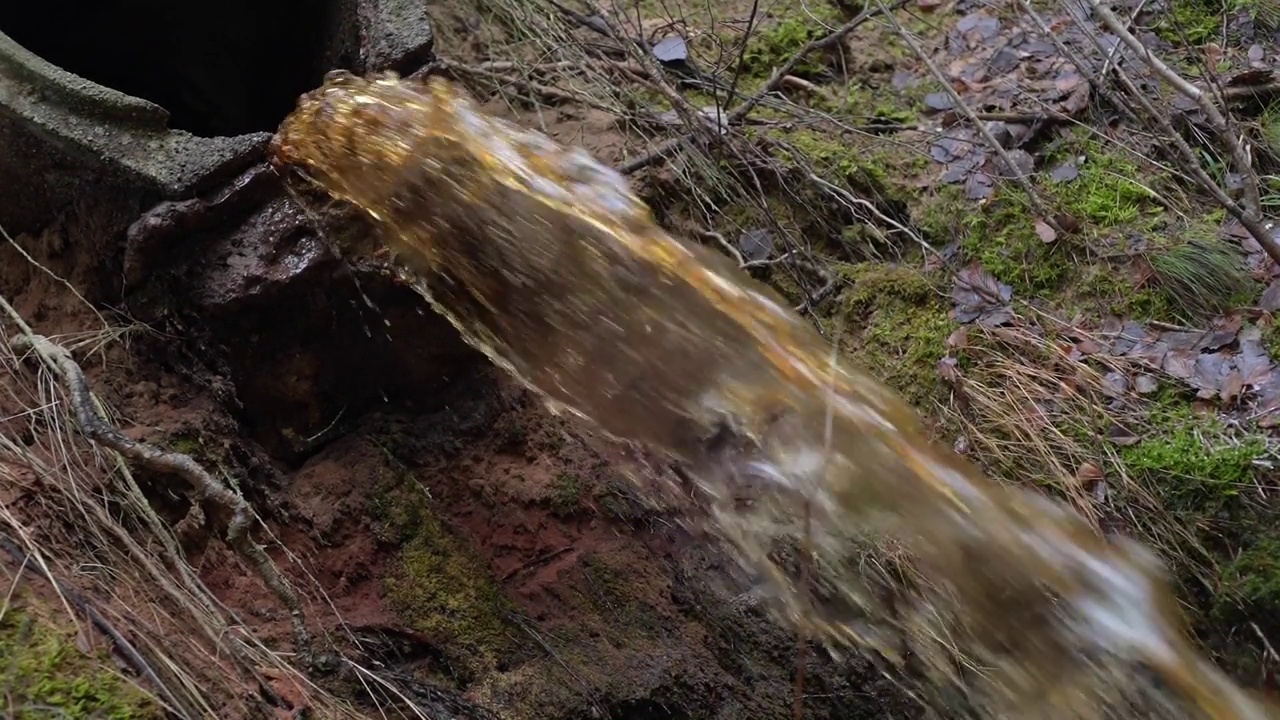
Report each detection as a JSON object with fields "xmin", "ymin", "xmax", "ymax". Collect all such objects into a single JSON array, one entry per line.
[{"xmin": 8, "ymin": 332, "xmax": 312, "ymax": 661}]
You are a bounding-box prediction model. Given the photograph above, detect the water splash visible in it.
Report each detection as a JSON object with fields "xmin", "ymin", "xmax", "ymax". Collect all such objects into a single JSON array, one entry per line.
[{"xmin": 270, "ymin": 70, "xmax": 1280, "ymax": 719}]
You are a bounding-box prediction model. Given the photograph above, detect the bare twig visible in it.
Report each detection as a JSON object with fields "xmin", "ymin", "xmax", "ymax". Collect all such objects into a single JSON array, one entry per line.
[
  {"xmin": 3, "ymin": 324, "xmax": 311, "ymax": 661},
  {"xmin": 1079, "ymin": 0, "xmax": 1264, "ymax": 215},
  {"xmin": 880, "ymin": 0, "xmax": 1061, "ymax": 233},
  {"xmin": 1043, "ymin": 1, "xmax": 1280, "ymax": 264}
]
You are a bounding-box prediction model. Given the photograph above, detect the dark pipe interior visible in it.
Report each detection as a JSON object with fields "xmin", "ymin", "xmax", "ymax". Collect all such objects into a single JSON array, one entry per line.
[{"xmin": 0, "ymin": 0, "xmax": 339, "ymax": 137}]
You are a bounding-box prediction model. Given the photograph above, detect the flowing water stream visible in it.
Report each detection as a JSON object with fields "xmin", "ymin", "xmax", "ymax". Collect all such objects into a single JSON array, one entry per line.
[{"xmin": 270, "ymin": 70, "xmax": 1280, "ymax": 719}]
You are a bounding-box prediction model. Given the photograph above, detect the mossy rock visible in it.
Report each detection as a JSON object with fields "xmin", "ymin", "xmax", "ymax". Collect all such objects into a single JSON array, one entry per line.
[{"xmin": 0, "ymin": 601, "xmax": 162, "ymax": 719}]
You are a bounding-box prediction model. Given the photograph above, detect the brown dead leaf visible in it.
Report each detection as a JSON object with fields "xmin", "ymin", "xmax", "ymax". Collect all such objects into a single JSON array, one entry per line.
[
  {"xmin": 1101, "ymin": 371, "xmax": 1129, "ymax": 398},
  {"xmin": 1221, "ymin": 368, "xmax": 1245, "ymax": 403},
  {"xmin": 1191, "ymin": 352, "xmax": 1229, "ymax": 398},
  {"xmin": 947, "ymin": 326, "xmax": 970, "ymax": 349},
  {"xmin": 952, "ymin": 263, "xmax": 1014, "ymax": 326},
  {"xmin": 1034, "ymin": 218, "xmax": 1058, "ymax": 243},
  {"xmin": 1162, "ymin": 349, "xmax": 1197, "ymax": 379},
  {"xmin": 1107, "ymin": 421, "xmax": 1141, "ymax": 446},
  {"xmin": 1075, "ymin": 336, "xmax": 1104, "ymax": 355},
  {"xmin": 1261, "ymin": 279, "xmax": 1280, "ymax": 311},
  {"xmin": 1076, "ymin": 461, "xmax": 1104, "ymax": 485},
  {"xmin": 938, "ymin": 356, "xmax": 961, "ymax": 382},
  {"xmin": 1238, "ymin": 325, "xmax": 1274, "ymax": 387}
]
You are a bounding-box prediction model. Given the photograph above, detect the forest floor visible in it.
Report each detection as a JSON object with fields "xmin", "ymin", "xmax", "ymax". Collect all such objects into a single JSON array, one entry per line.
[
  {"xmin": 427, "ymin": 0, "xmax": 1280, "ymax": 695},
  {"xmin": 5, "ymin": 0, "xmax": 1280, "ymax": 717}
]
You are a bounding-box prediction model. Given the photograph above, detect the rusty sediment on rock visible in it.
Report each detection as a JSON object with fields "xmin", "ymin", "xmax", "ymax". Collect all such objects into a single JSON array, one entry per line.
[{"xmin": 270, "ymin": 71, "xmax": 1280, "ymax": 719}]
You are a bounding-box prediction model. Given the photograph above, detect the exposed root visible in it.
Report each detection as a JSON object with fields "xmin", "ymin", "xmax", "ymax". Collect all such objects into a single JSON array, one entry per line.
[{"xmin": 2, "ymin": 314, "xmax": 311, "ymax": 662}]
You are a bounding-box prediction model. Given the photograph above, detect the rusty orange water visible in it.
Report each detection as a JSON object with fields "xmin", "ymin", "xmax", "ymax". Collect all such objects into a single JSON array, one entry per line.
[{"xmin": 271, "ymin": 70, "xmax": 1279, "ymax": 719}]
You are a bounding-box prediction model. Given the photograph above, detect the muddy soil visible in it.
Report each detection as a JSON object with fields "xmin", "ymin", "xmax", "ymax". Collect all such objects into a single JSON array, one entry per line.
[{"xmin": 0, "ymin": 139, "xmax": 915, "ymax": 719}]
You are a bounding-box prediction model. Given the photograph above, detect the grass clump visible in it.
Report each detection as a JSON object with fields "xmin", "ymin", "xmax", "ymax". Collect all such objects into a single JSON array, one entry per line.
[
  {"xmin": 1145, "ymin": 232, "xmax": 1254, "ymax": 320},
  {"xmin": 0, "ymin": 603, "xmax": 162, "ymax": 719}
]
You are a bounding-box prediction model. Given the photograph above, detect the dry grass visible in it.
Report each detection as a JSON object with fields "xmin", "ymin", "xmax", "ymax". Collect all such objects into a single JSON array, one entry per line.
[{"xmin": 3, "ymin": 0, "xmax": 1278, "ymax": 717}]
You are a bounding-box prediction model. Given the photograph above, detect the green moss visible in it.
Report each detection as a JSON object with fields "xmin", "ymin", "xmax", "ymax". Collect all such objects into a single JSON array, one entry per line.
[
  {"xmin": 1118, "ymin": 406, "xmax": 1266, "ymax": 513},
  {"xmin": 960, "ymin": 191, "xmax": 1075, "ymax": 294},
  {"xmin": 775, "ymin": 128, "xmax": 892, "ymax": 194},
  {"xmin": 549, "ymin": 472, "xmax": 583, "ymax": 516},
  {"xmin": 372, "ymin": 468, "xmax": 512, "ymax": 677},
  {"xmin": 1157, "ymin": 0, "xmax": 1229, "ymax": 44},
  {"xmin": 580, "ymin": 553, "xmax": 662, "ymax": 637},
  {"xmin": 1046, "ymin": 143, "xmax": 1162, "ymax": 228},
  {"xmin": 1071, "ymin": 263, "xmax": 1177, "ymax": 321},
  {"xmin": 1219, "ymin": 533, "xmax": 1280, "ymax": 611},
  {"xmin": 826, "ymin": 264, "xmax": 953, "ymax": 409},
  {"xmin": 0, "ymin": 605, "xmax": 161, "ymax": 719},
  {"xmin": 737, "ymin": 10, "xmax": 839, "ymax": 79},
  {"xmin": 1153, "ymin": 0, "xmax": 1277, "ymax": 44}
]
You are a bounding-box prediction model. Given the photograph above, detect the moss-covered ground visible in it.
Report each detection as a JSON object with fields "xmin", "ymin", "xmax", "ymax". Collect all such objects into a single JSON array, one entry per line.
[
  {"xmin": 612, "ymin": 0, "xmax": 1280, "ymax": 691},
  {"xmin": 369, "ymin": 457, "xmax": 514, "ymax": 682},
  {"xmin": 0, "ymin": 592, "xmax": 162, "ymax": 719}
]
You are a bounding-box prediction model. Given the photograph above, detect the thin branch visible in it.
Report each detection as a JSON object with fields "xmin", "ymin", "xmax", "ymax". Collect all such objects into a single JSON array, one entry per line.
[
  {"xmin": 1079, "ymin": 0, "xmax": 1263, "ymax": 216},
  {"xmin": 880, "ymin": 0, "xmax": 1062, "ymax": 233},
  {"xmin": 3, "ymin": 320, "xmax": 312, "ymax": 662}
]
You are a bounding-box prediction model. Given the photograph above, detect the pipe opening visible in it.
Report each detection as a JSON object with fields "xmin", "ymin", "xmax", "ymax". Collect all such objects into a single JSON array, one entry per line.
[{"xmin": 0, "ymin": 0, "xmax": 339, "ymax": 137}]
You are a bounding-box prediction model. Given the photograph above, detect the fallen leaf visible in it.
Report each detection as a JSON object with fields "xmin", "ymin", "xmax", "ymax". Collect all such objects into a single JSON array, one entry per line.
[
  {"xmin": 1049, "ymin": 162, "xmax": 1080, "ymax": 183},
  {"xmin": 924, "ymin": 92, "xmax": 955, "ymax": 111},
  {"xmin": 652, "ymin": 36, "xmax": 690, "ymax": 64},
  {"xmin": 1107, "ymin": 421, "xmax": 1141, "ymax": 446},
  {"xmin": 737, "ymin": 229, "xmax": 774, "ymax": 262},
  {"xmin": 1162, "ymin": 349, "xmax": 1198, "ymax": 379},
  {"xmin": 1238, "ymin": 325, "xmax": 1274, "ymax": 386},
  {"xmin": 965, "ymin": 171, "xmax": 995, "ymax": 200},
  {"xmin": 1135, "ymin": 373, "xmax": 1159, "ymax": 394},
  {"xmin": 1061, "ymin": 84, "xmax": 1091, "ymax": 115},
  {"xmin": 1197, "ymin": 317, "xmax": 1241, "ymax": 351},
  {"xmin": 1076, "ymin": 461, "xmax": 1104, "ymax": 485},
  {"xmin": 947, "ymin": 326, "xmax": 970, "ymax": 348},
  {"xmin": 1075, "ymin": 337, "xmax": 1103, "ymax": 355},
  {"xmin": 1101, "ymin": 371, "xmax": 1128, "ymax": 398},
  {"xmin": 952, "ymin": 263, "xmax": 1014, "ymax": 326},
  {"xmin": 1092, "ymin": 478, "xmax": 1109, "ymax": 503},
  {"xmin": 938, "ymin": 356, "xmax": 961, "ymax": 382},
  {"xmin": 1129, "ymin": 338, "xmax": 1170, "ymax": 367},
  {"xmin": 1191, "ymin": 352, "xmax": 1229, "ymax": 397},
  {"xmin": 918, "ymin": 0, "xmax": 946, "ymax": 10},
  {"xmin": 1034, "ymin": 218, "xmax": 1058, "ymax": 243},
  {"xmin": 1054, "ymin": 214, "xmax": 1082, "ymax": 234},
  {"xmin": 1261, "ymin": 280, "xmax": 1280, "ymax": 311},
  {"xmin": 1163, "ymin": 330, "xmax": 1204, "ymax": 352},
  {"xmin": 1221, "ymin": 368, "xmax": 1245, "ymax": 403}
]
